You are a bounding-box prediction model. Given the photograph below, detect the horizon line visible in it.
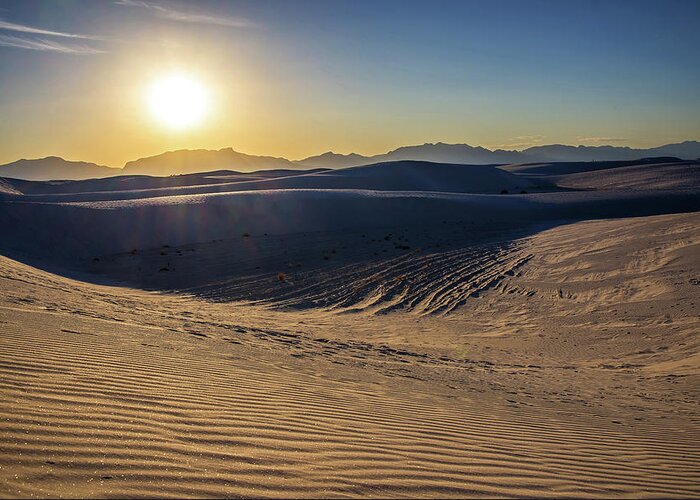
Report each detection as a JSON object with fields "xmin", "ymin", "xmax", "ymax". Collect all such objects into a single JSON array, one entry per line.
[{"xmin": 3, "ymin": 138, "xmax": 699, "ymax": 168}]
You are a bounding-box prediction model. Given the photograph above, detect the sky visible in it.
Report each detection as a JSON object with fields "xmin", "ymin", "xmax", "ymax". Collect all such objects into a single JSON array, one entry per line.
[{"xmin": 0, "ymin": 0, "xmax": 699, "ymax": 166}]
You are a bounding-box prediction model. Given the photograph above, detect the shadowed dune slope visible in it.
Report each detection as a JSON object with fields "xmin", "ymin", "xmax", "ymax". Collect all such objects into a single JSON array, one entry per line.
[
  {"xmin": 2, "ymin": 186, "xmax": 700, "ymax": 268},
  {"xmin": 276, "ymin": 160, "xmax": 533, "ymax": 193},
  {"xmin": 0, "ymin": 168, "xmax": 329, "ymax": 196},
  {"xmin": 0, "ymin": 161, "xmax": 534, "ymax": 203},
  {"xmin": 0, "ymin": 179, "xmax": 21, "ymax": 196},
  {"xmin": 499, "ymin": 157, "xmax": 688, "ymax": 176},
  {"xmin": 1, "ymin": 157, "xmax": 700, "ymax": 270}
]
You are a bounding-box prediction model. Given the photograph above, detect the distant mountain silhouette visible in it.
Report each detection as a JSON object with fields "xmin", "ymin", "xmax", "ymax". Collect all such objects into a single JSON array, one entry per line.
[
  {"xmin": 0, "ymin": 157, "xmax": 118, "ymax": 181},
  {"xmin": 122, "ymin": 148, "xmax": 297, "ymax": 176},
  {"xmin": 295, "ymin": 143, "xmax": 522, "ymax": 168},
  {"xmin": 2, "ymin": 141, "xmax": 698, "ymax": 180},
  {"xmin": 519, "ymin": 142, "xmax": 700, "ymax": 162},
  {"xmin": 647, "ymin": 141, "xmax": 700, "ymax": 160},
  {"xmin": 297, "ymin": 141, "xmax": 700, "ymax": 168},
  {"xmin": 377, "ymin": 143, "xmax": 524, "ymax": 164},
  {"xmin": 296, "ymin": 151, "xmax": 371, "ymax": 169}
]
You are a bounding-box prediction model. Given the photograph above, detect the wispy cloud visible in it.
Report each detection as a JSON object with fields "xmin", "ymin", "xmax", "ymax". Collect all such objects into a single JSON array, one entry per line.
[
  {"xmin": 116, "ymin": 0, "xmax": 255, "ymax": 28},
  {"xmin": 0, "ymin": 19, "xmax": 102, "ymax": 40},
  {"xmin": 0, "ymin": 34, "xmax": 106, "ymax": 54},
  {"xmin": 493, "ymin": 135, "xmax": 546, "ymax": 150},
  {"xmin": 0, "ymin": 18, "xmax": 105, "ymax": 54},
  {"xmin": 576, "ymin": 136, "xmax": 627, "ymax": 144}
]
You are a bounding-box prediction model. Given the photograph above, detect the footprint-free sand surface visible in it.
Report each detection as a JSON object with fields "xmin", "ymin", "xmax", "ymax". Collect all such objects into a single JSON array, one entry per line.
[{"xmin": 1, "ymin": 159, "xmax": 699, "ymax": 497}]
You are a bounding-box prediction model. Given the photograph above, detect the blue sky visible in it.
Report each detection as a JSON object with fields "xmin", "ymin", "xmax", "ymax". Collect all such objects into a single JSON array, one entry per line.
[{"xmin": 0, "ymin": 0, "xmax": 699, "ymax": 165}]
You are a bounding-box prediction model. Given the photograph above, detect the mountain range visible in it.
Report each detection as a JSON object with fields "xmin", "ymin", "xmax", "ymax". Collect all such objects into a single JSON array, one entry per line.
[
  {"xmin": 0, "ymin": 157, "xmax": 120, "ymax": 181},
  {"xmin": 1, "ymin": 141, "xmax": 699, "ymax": 181}
]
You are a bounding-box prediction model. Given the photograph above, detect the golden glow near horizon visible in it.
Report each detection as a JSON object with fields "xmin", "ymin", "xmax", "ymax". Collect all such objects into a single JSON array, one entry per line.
[{"xmin": 147, "ymin": 74, "xmax": 209, "ymax": 130}]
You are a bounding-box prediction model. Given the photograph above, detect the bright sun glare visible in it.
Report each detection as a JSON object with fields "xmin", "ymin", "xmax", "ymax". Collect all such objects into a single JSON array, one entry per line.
[{"xmin": 147, "ymin": 74, "xmax": 209, "ymax": 130}]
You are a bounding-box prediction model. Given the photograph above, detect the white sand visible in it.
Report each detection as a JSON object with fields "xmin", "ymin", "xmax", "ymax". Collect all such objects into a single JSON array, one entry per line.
[{"xmin": 1, "ymin": 158, "xmax": 699, "ymax": 497}]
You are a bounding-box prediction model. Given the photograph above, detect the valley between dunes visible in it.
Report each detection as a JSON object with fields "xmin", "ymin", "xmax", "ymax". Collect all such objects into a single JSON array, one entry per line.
[{"xmin": 1, "ymin": 159, "xmax": 699, "ymax": 497}]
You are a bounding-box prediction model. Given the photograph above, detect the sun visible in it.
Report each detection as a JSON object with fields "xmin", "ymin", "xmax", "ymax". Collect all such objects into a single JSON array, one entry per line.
[{"xmin": 147, "ymin": 74, "xmax": 209, "ymax": 130}]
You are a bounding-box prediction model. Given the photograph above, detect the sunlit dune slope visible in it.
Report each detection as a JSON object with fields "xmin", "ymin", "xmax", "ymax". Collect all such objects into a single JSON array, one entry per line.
[
  {"xmin": 1, "ymin": 212, "xmax": 699, "ymax": 498},
  {"xmin": 545, "ymin": 161, "xmax": 700, "ymax": 191}
]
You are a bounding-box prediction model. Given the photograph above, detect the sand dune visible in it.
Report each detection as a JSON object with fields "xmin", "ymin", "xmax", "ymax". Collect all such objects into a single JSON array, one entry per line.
[
  {"xmin": 500, "ymin": 157, "xmax": 688, "ymax": 176},
  {"xmin": 2, "ymin": 157, "xmax": 699, "ymax": 266},
  {"xmin": 1, "ymin": 160, "xmax": 535, "ymax": 204},
  {"xmin": 544, "ymin": 161, "xmax": 700, "ymax": 191},
  {"xmin": 0, "ymin": 179, "xmax": 21, "ymax": 196},
  {"xmin": 0, "ymin": 168, "xmax": 329, "ymax": 196},
  {"xmin": 1, "ymin": 158, "xmax": 699, "ymax": 497},
  {"xmin": 1, "ymin": 211, "xmax": 699, "ymax": 497}
]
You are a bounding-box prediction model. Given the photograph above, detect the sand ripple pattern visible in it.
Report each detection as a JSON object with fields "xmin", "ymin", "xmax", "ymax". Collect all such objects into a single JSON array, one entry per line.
[
  {"xmin": 1, "ymin": 306, "xmax": 699, "ymax": 498},
  {"xmin": 190, "ymin": 240, "xmax": 532, "ymax": 315}
]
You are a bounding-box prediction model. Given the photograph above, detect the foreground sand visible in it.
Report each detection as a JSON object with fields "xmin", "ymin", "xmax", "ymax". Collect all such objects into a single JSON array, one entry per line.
[{"xmin": 1, "ymin": 212, "xmax": 699, "ymax": 498}]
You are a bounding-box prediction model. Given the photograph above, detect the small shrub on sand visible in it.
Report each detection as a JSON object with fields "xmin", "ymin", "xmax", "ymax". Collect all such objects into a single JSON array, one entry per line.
[
  {"xmin": 500, "ymin": 189, "xmax": 509, "ymax": 194},
  {"xmin": 277, "ymin": 272, "xmax": 286, "ymax": 282}
]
